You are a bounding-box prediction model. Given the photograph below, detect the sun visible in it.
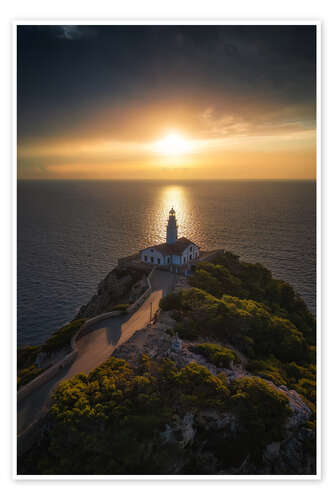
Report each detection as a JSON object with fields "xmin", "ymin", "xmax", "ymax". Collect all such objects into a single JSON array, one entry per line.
[{"xmin": 154, "ymin": 132, "xmax": 192, "ymax": 156}]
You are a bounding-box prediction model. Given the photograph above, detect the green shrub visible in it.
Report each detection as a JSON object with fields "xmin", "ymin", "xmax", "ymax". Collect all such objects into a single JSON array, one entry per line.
[
  {"xmin": 188, "ymin": 252, "xmax": 315, "ymax": 344},
  {"xmin": 175, "ymin": 362, "xmax": 230, "ymax": 410},
  {"xmin": 17, "ymin": 345, "xmax": 41, "ymax": 370},
  {"xmin": 231, "ymin": 376, "xmax": 292, "ymax": 447},
  {"xmin": 189, "ymin": 263, "xmax": 243, "ymax": 298},
  {"xmin": 42, "ymin": 318, "xmax": 86, "ymax": 354},
  {"xmin": 21, "ymin": 357, "xmax": 232, "ymax": 474},
  {"xmin": 284, "ymin": 362, "xmax": 316, "ymax": 384},
  {"xmin": 192, "ymin": 343, "xmax": 238, "ymax": 368},
  {"xmin": 295, "ymin": 378, "xmax": 316, "ymax": 403},
  {"xmin": 163, "ymin": 288, "xmax": 310, "ymax": 366},
  {"xmin": 17, "ymin": 345, "xmax": 44, "ymax": 388},
  {"xmin": 247, "ymin": 358, "xmax": 287, "ymax": 386},
  {"xmin": 18, "ymin": 364, "xmax": 44, "ymax": 388},
  {"xmin": 160, "ymin": 292, "xmax": 184, "ymax": 311}
]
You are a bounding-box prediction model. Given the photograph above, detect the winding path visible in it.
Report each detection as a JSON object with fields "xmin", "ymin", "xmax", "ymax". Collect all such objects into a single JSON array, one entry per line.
[{"xmin": 17, "ymin": 270, "xmax": 176, "ymax": 437}]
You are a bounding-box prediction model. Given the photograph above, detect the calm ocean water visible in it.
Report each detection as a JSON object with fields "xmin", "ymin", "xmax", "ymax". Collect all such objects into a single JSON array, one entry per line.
[{"xmin": 17, "ymin": 180, "xmax": 316, "ymax": 346}]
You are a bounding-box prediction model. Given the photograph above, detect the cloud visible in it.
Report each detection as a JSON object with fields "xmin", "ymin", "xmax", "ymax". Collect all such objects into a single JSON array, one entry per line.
[
  {"xmin": 198, "ymin": 105, "xmax": 316, "ymax": 140},
  {"xmin": 57, "ymin": 26, "xmax": 99, "ymax": 41},
  {"xmin": 58, "ymin": 26, "xmax": 82, "ymax": 40}
]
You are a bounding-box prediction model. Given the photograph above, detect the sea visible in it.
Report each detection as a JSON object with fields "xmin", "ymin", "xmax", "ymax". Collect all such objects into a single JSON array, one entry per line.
[{"xmin": 17, "ymin": 180, "xmax": 316, "ymax": 346}]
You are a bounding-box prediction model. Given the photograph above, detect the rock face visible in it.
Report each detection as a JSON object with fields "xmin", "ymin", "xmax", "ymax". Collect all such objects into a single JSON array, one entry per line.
[
  {"xmin": 112, "ymin": 310, "xmax": 316, "ymax": 475},
  {"xmin": 280, "ymin": 386, "xmax": 313, "ymax": 429},
  {"xmin": 76, "ymin": 266, "xmax": 147, "ymax": 319}
]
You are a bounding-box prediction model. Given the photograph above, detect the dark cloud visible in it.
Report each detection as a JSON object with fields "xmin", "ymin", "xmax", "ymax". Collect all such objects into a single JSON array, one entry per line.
[
  {"xmin": 58, "ymin": 26, "xmax": 83, "ymax": 40},
  {"xmin": 17, "ymin": 25, "xmax": 316, "ymax": 142}
]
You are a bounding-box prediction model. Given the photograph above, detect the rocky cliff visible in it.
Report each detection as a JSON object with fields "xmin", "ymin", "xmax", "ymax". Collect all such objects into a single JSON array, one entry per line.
[{"xmin": 76, "ymin": 265, "xmax": 148, "ymax": 318}]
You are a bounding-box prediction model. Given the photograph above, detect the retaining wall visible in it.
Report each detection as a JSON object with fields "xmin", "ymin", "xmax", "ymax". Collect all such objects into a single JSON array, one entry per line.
[{"xmin": 127, "ymin": 267, "xmax": 154, "ymax": 313}]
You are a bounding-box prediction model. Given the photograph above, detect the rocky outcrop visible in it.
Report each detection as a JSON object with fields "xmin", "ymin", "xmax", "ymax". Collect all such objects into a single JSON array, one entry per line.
[
  {"xmin": 279, "ymin": 386, "xmax": 313, "ymax": 429},
  {"xmin": 76, "ymin": 266, "xmax": 147, "ymax": 319}
]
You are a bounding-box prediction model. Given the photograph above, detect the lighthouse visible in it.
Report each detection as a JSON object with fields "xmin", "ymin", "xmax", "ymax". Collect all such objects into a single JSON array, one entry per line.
[
  {"xmin": 166, "ymin": 207, "xmax": 178, "ymax": 244},
  {"xmin": 140, "ymin": 207, "xmax": 200, "ymax": 272}
]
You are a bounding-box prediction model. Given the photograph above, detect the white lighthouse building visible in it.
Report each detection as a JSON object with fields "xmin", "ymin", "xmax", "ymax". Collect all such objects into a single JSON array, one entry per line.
[
  {"xmin": 166, "ymin": 207, "xmax": 178, "ymax": 244},
  {"xmin": 140, "ymin": 208, "xmax": 200, "ymax": 273}
]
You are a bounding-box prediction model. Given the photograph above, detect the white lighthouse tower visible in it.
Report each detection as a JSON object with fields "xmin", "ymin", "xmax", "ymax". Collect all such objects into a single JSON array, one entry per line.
[
  {"xmin": 166, "ymin": 207, "xmax": 178, "ymax": 244},
  {"xmin": 140, "ymin": 207, "xmax": 200, "ymax": 270}
]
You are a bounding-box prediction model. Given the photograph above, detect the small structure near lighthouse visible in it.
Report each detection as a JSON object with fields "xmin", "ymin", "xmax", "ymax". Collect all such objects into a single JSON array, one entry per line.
[{"xmin": 140, "ymin": 208, "xmax": 200, "ymax": 273}]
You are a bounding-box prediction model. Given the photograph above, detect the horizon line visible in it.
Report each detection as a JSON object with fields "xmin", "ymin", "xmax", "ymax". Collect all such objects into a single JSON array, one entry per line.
[{"xmin": 17, "ymin": 177, "xmax": 316, "ymax": 182}]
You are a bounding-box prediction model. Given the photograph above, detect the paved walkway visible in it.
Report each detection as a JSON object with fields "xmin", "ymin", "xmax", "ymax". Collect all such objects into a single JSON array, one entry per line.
[{"xmin": 17, "ymin": 270, "xmax": 176, "ymax": 436}]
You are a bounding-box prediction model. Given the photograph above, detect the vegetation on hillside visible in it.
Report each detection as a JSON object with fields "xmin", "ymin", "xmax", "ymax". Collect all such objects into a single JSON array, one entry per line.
[
  {"xmin": 18, "ymin": 318, "xmax": 87, "ymax": 388},
  {"xmin": 17, "ymin": 345, "xmax": 43, "ymax": 388},
  {"xmin": 189, "ymin": 252, "xmax": 315, "ymax": 344},
  {"xmin": 160, "ymin": 253, "xmax": 316, "ymax": 409},
  {"xmin": 191, "ymin": 343, "xmax": 239, "ymax": 368},
  {"xmin": 18, "ymin": 252, "xmax": 316, "ymax": 474},
  {"xmin": 18, "ymin": 356, "xmax": 293, "ymax": 475},
  {"xmin": 41, "ymin": 318, "xmax": 86, "ymax": 354}
]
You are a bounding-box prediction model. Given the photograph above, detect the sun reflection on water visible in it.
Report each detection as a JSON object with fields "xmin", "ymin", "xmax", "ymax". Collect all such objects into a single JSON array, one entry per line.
[
  {"xmin": 147, "ymin": 185, "xmax": 188, "ymax": 243},
  {"xmin": 143, "ymin": 183, "xmax": 203, "ymax": 248}
]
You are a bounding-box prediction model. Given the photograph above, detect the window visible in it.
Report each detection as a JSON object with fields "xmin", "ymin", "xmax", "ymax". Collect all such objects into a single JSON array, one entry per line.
[
  {"xmin": 167, "ymin": 257, "xmax": 170, "ymax": 264},
  {"xmin": 157, "ymin": 258, "xmax": 161, "ymax": 264},
  {"xmin": 190, "ymin": 246, "xmax": 193, "ymax": 252},
  {"xmin": 150, "ymin": 248, "xmax": 154, "ymax": 253},
  {"xmin": 144, "ymin": 255, "xmax": 147, "ymax": 262},
  {"xmin": 151, "ymin": 257, "xmax": 154, "ymax": 263},
  {"xmin": 190, "ymin": 255, "xmax": 192, "ymax": 260},
  {"xmin": 183, "ymin": 256, "xmax": 186, "ymax": 263}
]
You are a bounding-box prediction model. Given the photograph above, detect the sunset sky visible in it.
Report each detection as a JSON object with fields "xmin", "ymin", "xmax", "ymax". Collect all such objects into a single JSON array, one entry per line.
[{"xmin": 17, "ymin": 25, "xmax": 316, "ymax": 180}]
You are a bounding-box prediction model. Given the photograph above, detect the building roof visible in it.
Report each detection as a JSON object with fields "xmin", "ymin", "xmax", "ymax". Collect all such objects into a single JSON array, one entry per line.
[{"xmin": 144, "ymin": 237, "xmax": 199, "ymax": 256}]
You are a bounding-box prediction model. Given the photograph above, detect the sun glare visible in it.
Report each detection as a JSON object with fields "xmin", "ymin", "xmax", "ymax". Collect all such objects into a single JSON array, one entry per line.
[{"xmin": 154, "ymin": 132, "xmax": 192, "ymax": 156}]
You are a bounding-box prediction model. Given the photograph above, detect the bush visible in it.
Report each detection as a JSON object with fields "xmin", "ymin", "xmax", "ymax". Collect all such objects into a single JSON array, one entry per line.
[
  {"xmin": 189, "ymin": 253, "xmax": 315, "ymax": 344},
  {"xmin": 18, "ymin": 364, "xmax": 44, "ymax": 389},
  {"xmin": 189, "ymin": 263, "xmax": 243, "ymax": 298},
  {"xmin": 176, "ymin": 362, "xmax": 230, "ymax": 409},
  {"xmin": 21, "ymin": 357, "xmax": 232, "ymax": 474},
  {"xmin": 294, "ymin": 378, "xmax": 316, "ymax": 403},
  {"xmin": 160, "ymin": 292, "xmax": 184, "ymax": 311},
  {"xmin": 18, "ymin": 345, "xmax": 40, "ymax": 370},
  {"xmin": 247, "ymin": 358, "xmax": 287, "ymax": 386},
  {"xmin": 17, "ymin": 345, "xmax": 43, "ymax": 388},
  {"xmin": 192, "ymin": 343, "xmax": 238, "ymax": 368},
  {"xmin": 163, "ymin": 288, "xmax": 310, "ymax": 366},
  {"xmin": 231, "ymin": 376, "xmax": 292, "ymax": 447},
  {"xmin": 42, "ymin": 318, "xmax": 86, "ymax": 354}
]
